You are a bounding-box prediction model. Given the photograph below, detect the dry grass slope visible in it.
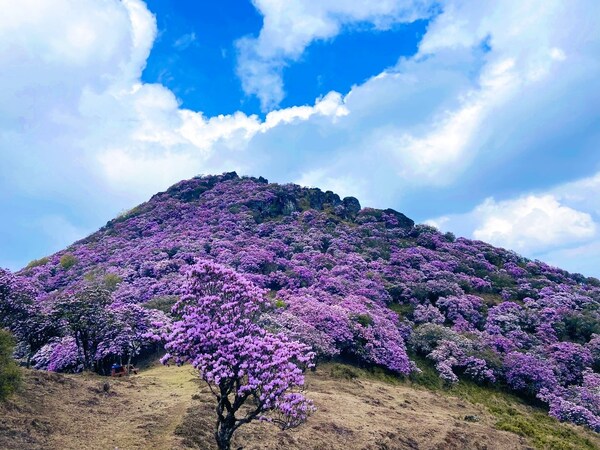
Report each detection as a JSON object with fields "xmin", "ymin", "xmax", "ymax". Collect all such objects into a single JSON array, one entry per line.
[{"xmin": 0, "ymin": 363, "xmax": 598, "ymax": 450}]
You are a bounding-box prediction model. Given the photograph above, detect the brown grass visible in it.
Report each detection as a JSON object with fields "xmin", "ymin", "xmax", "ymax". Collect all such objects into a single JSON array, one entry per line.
[{"xmin": 1, "ymin": 363, "xmax": 598, "ymax": 450}]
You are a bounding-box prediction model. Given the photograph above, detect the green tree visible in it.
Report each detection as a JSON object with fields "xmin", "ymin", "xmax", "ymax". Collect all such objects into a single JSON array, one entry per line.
[{"xmin": 0, "ymin": 329, "xmax": 21, "ymax": 401}]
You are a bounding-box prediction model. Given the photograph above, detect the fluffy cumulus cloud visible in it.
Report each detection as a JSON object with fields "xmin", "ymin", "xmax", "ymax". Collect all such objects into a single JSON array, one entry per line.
[
  {"xmin": 472, "ymin": 195, "xmax": 595, "ymax": 253},
  {"xmin": 428, "ymin": 172, "xmax": 600, "ymax": 275},
  {"xmin": 0, "ymin": 0, "xmax": 349, "ymax": 206},
  {"xmin": 1, "ymin": 0, "xmax": 600, "ymax": 275}
]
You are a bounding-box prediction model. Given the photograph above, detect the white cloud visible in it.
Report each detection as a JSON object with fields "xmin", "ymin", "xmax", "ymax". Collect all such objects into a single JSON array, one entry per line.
[
  {"xmin": 236, "ymin": 0, "xmax": 433, "ymax": 110},
  {"xmin": 3, "ymin": 0, "xmax": 596, "ymax": 206},
  {"xmin": 551, "ymin": 172, "xmax": 600, "ymax": 216},
  {"xmin": 368, "ymin": 57, "xmax": 519, "ymax": 184},
  {"xmin": 296, "ymin": 169, "xmax": 369, "ymax": 203},
  {"xmin": 427, "ymin": 171, "xmax": 600, "ymax": 276},
  {"xmin": 35, "ymin": 215, "xmax": 91, "ymax": 249},
  {"xmin": 263, "ymin": 91, "xmax": 349, "ymax": 129},
  {"xmin": 173, "ymin": 32, "xmax": 197, "ymax": 50},
  {"xmin": 472, "ymin": 195, "xmax": 596, "ymax": 253}
]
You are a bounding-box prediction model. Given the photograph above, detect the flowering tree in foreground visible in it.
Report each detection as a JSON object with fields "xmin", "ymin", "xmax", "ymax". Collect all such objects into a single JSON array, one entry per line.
[{"xmin": 162, "ymin": 262, "xmax": 315, "ymax": 450}]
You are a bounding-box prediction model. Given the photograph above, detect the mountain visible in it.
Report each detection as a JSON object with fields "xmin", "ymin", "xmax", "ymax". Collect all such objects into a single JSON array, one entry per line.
[{"xmin": 6, "ymin": 172, "xmax": 600, "ymax": 434}]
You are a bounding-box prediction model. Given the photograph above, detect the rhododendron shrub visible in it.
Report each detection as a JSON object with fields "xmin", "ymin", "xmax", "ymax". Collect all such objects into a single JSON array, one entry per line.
[
  {"xmin": 33, "ymin": 337, "xmax": 80, "ymax": 372},
  {"xmin": 546, "ymin": 342, "xmax": 593, "ymax": 386},
  {"xmin": 98, "ymin": 303, "xmax": 169, "ymax": 369},
  {"xmin": 274, "ymin": 291, "xmax": 413, "ymax": 374},
  {"xmin": 436, "ymin": 294, "xmax": 484, "ymax": 330},
  {"xmin": 539, "ymin": 371, "xmax": 600, "ymax": 432},
  {"xmin": 411, "ymin": 324, "xmax": 497, "ymax": 384},
  {"xmin": 504, "ymin": 352, "xmax": 558, "ymax": 397},
  {"xmin": 588, "ymin": 334, "xmax": 600, "ymax": 371},
  {"xmin": 162, "ymin": 262, "xmax": 315, "ymax": 450},
  {"xmin": 50, "ymin": 287, "xmax": 170, "ymax": 373},
  {"xmin": 412, "ymin": 304, "xmax": 444, "ymax": 324}
]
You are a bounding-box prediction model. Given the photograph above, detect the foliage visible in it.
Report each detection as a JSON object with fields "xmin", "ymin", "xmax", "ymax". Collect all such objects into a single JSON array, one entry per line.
[
  {"xmin": 0, "ymin": 329, "xmax": 21, "ymax": 401},
  {"xmin": 59, "ymin": 254, "xmax": 77, "ymax": 270},
  {"xmin": 25, "ymin": 257, "xmax": 49, "ymax": 269},
  {"xmin": 53, "ymin": 286, "xmax": 114, "ymax": 371},
  {"xmin": 0, "ymin": 268, "xmax": 57, "ymax": 366},
  {"xmin": 143, "ymin": 295, "xmax": 179, "ymax": 315},
  {"xmin": 103, "ymin": 273, "xmax": 123, "ymax": 292}
]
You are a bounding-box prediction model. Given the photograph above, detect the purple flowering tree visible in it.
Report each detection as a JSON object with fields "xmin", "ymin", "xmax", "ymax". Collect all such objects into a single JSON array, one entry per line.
[
  {"xmin": 53, "ymin": 286, "xmax": 115, "ymax": 372},
  {"xmin": 99, "ymin": 303, "xmax": 169, "ymax": 371},
  {"xmin": 162, "ymin": 262, "xmax": 315, "ymax": 450},
  {"xmin": 0, "ymin": 269, "xmax": 57, "ymax": 366}
]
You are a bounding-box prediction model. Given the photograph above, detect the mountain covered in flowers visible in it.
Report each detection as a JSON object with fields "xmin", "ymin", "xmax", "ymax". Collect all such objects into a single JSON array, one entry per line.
[{"xmin": 2, "ymin": 172, "xmax": 600, "ymax": 432}]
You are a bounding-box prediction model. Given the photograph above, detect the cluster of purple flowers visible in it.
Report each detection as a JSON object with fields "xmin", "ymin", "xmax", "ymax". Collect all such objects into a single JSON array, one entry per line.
[
  {"xmin": 162, "ymin": 261, "xmax": 315, "ymax": 447},
  {"xmin": 0, "ymin": 172, "xmax": 598, "ymax": 432},
  {"xmin": 0, "ymin": 269, "xmax": 168, "ymax": 373}
]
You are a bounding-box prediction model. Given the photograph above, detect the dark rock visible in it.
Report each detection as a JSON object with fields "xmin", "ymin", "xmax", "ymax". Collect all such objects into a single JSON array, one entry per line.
[
  {"xmin": 342, "ymin": 196, "xmax": 361, "ymax": 219},
  {"xmin": 463, "ymin": 415, "xmax": 480, "ymax": 422},
  {"xmin": 382, "ymin": 208, "xmax": 414, "ymax": 229},
  {"xmin": 162, "ymin": 171, "xmax": 239, "ymax": 203}
]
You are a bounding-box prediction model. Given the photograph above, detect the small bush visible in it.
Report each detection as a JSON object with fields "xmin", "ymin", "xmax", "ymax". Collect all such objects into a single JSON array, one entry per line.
[
  {"xmin": 59, "ymin": 253, "xmax": 77, "ymax": 270},
  {"xmin": 0, "ymin": 329, "xmax": 21, "ymax": 401},
  {"xmin": 555, "ymin": 308, "xmax": 600, "ymax": 343},
  {"xmin": 25, "ymin": 257, "xmax": 49, "ymax": 269},
  {"xmin": 353, "ymin": 313, "xmax": 374, "ymax": 327},
  {"xmin": 143, "ymin": 295, "xmax": 178, "ymax": 315},
  {"xmin": 274, "ymin": 299, "xmax": 287, "ymax": 308},
  {"xmin": 444, "ymin": 232, "xmax": 456, "ymax": 242},
  {"xmin": 103, "ymin": 273, "xmax": 122, "ymax": 291}
]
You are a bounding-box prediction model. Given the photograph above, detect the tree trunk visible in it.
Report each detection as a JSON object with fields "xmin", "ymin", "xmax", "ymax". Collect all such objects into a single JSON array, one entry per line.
[
  {"xmin": 215, "ymin": 409, "xmax": 235, "ymax": 450},
  {"xmin": 215, "ymin": 425, "xmax": 234, "ymax": 450},
  {"xmin": 127, "ymin": 351, "xmax": 132, "ymax": 376}
]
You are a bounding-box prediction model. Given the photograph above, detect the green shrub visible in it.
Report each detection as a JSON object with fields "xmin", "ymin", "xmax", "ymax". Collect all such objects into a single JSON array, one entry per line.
[
  {"xmin": 143, "ymin": 295, "xmax": 179, "ymax": 315},
  {"xmin": 352, "ymin": 313, "xmax": 374, "ymax": 327},
  {"xmin": 25, "ymin": 256, "xmax": 49, "ymax": 269},
  {"xmin": 103, "ymin": 273, "xmax": 122, "ymax": 291},
  {"xmin": 59, "ymin": 253, "xmax": 77, "ymax": 270},
  {"xmin": 444, "ymin": 232, "xmax": 456, "ymax": 242},
  {"xmin": 274, "ymin": 299, "xmax": 287, "ymax": 309},
  {"xmin": 388, "ymin": 302, "xmax": 414, "ymax": 318},
  {"xmin": 555, "ymin": 308, "xmax": 600, "ymax": 343},
  {"xmin": 0, "ymin": 330, "xmax": 21, "ymax": 401}
]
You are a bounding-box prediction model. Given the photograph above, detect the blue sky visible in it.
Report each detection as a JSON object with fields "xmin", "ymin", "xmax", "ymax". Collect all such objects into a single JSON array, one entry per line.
[{"xmin": 1, "ymin": 0, "xmax": 600, "ymax": 277}]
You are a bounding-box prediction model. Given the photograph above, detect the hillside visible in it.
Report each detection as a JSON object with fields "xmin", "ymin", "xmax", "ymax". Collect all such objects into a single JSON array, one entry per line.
[
  {"xmin": 1, "ymin": 172, "xmax": 599, "ymax": 438},
  {"xmin": 3, "ymin": 362, "xmax": 599, "ymax": 450}
]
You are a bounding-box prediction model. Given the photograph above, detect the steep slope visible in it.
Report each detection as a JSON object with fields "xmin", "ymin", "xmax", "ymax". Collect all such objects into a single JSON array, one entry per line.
[{"xmin": 8, "ymin": 172, "xmax": 600, "ymax": 433}]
